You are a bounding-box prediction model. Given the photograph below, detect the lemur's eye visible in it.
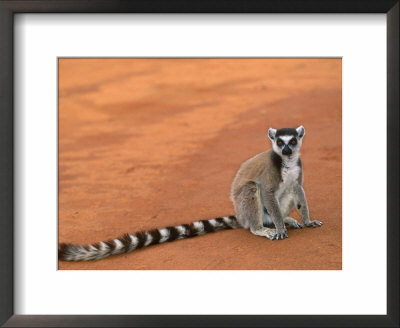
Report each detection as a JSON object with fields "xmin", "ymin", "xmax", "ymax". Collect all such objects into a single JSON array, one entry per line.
[
  {"xmin": 290, "ymin": 139, "xmax": 297, "ymax": 145},
  {"xmin": 277, "ymin": 140, "xmax": 283, "ymax": 146}
]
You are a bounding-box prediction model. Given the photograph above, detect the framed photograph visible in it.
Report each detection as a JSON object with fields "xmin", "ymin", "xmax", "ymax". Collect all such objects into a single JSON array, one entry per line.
[
  {"xmin": 57, "ymin": 57, "xmax": 341, "ymax": 271},
  {"xmin": 0, "ymin": 1, "xmax": 398, "ymax": 327}
]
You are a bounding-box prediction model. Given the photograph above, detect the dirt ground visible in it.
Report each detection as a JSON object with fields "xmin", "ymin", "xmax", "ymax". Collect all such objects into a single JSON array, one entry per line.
[{"xmin": 58, "ymin": 58, "xmax": 342, "ymax": 270}]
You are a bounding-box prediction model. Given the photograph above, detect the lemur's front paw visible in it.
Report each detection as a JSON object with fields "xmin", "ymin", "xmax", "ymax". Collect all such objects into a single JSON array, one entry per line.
[
  {"xmin": 272, "ymin": 228, "xmax": 288, "ymax": 240},
  {"xmin": 305, "ymin": 220, "xmax": 323, "ymax": 228}
]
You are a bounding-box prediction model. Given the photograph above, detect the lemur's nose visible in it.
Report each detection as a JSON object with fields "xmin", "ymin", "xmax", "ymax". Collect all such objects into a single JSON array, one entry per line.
[{"xmin": 282, "ymin": 146, "xmax": 292, "ymax": 155}]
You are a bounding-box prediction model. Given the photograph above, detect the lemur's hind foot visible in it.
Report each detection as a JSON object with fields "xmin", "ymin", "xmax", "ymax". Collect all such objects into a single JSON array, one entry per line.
[
  {"xmin": 251, "ymin": 227, "xmax": 288, "ymax": 240},
  {"xmin": 304, "ymin": 219, "xmax": 323, "ymax": 228},
  {"xmin": 284, "ymin": 216, "xmax": 303, "ymax": 229}
]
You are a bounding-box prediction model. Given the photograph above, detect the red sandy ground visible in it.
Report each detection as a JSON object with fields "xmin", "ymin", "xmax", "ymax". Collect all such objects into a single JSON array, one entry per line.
[{"xmin": 58, "ymin": 58, "xmax": 342, "ymax": 270}]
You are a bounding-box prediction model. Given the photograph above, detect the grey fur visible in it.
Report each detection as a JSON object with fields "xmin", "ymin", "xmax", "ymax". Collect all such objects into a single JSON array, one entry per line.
[{"xmin": 231, "ymin": 126, "xmax": 323, "ymax": 240}]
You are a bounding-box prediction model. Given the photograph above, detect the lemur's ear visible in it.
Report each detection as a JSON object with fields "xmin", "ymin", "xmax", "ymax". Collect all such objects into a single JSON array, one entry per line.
[
  {"xmin": 268, "ymin": 128, "xmax": 277, "ymax": 141},
  {"xmin": 296, "ymin": 125, "xmax": 305, "ymax": 139}
]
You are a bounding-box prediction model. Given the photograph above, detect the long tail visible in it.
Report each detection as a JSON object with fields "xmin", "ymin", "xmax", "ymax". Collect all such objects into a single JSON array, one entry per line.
[{"xmin": 59, "ymin": 216, "xmax": 239, "ymax": 261}]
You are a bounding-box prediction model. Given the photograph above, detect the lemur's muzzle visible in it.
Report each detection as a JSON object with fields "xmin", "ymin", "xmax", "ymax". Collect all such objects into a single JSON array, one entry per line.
[{"xmin": 282, "ymin": 146, "xmax": 292, "ymax": 155}]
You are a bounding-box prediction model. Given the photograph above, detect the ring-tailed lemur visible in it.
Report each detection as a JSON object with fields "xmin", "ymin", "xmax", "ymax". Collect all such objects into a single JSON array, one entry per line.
[{"xmin": 59, "ymin": 126, "xmax": 322, "ymax": 261}]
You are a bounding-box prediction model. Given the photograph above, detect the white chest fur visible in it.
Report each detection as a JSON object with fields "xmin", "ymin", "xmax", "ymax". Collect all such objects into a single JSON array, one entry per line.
[{"xmin": 276, "ymin": 156, "xmax": 300, "ymax": 198}]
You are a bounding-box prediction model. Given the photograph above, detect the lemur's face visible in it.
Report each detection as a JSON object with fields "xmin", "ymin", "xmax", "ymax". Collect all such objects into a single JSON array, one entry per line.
[{"xmin": 267, "ymin": 126, "xmax": 305, "ymax": 157}]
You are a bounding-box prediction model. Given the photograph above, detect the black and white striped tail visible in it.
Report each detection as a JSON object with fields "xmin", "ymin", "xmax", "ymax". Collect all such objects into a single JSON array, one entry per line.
[{"xmin": 59, "ymin": 216, "xmax": 239, "ymax": 261}]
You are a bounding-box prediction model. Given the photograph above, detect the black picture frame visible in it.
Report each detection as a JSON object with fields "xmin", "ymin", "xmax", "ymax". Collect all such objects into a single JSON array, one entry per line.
[{"xmin": 0, "ymin": 1, "xmax": 398, "ymax": 327}]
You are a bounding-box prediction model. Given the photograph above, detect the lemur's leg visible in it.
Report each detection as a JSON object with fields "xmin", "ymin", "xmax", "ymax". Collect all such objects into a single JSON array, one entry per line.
[
  {"xmin": 260, "ymin": 186, "xmax": 288, "ymax": 240},
  {"xmin": 294, "ymin": 185, "xmax": 323, "ymax": 227},
  {"xmin": 279, "ymin": 192, "xmax": 303, "ymax": 229},
  {"xmin": 262, "ymin": 207, "xmax": 273, "ymax": 227},
  {"xmin": 234, "ymin": 181, "xmax": 284, "ymax": 240}
]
